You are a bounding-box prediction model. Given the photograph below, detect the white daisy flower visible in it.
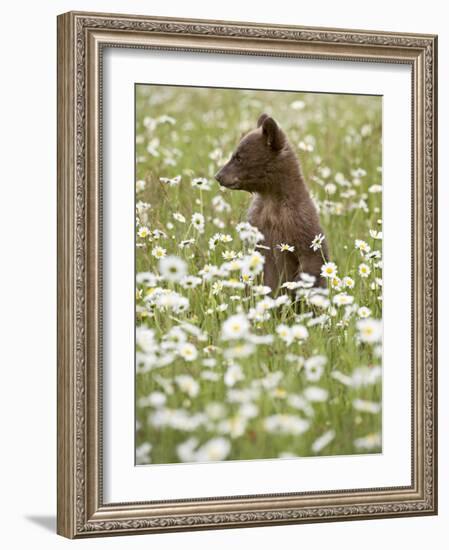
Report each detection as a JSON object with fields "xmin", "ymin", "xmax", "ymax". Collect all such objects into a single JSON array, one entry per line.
[
  {"xmin": 252, "ymin": 285, "xmax": 272, "ymax": 296},
  {"xmin": 151, "ymin": 246, "xmax": 167, "ymax": 259},
  {"xmin": 369, "ymin": 229, "xmax": 383, "ymax": 240},
  {"xmin": 358, "ymin": 263, "xmax": 371, "ymax": 278},
  {"xmin": 355, "ymin": 239, "xmax": 371, "ymax": 255},
  {"xmin": 138, "ymin": 391, "xmax": 166, "ymax": 408},
  {"xmin": 304, "ymin": 355, "xmax": 326, "ymax": 382},
  {"xmin": 276, "ymin": 243, "xmax": 295, "ymax": 252},
  {"xmin": 276, "ymin": 324, "xmax": 293, "ymax": 345},
  {"xmin": 191, "ymin": 212, "xmax": 205, "ymax": 233},
  {"xmin": 224, "ymin": 363, "xmax": 245, "ymax": 387},
  {"xmin": 342, "ymin": 276, "xmax": 355, "ymax": 289},
  {"xmin": 177, "ymin": 437, "xmax": 198, "ymax": 462},
  {"xmin": 180, "ymin": 275, "xmax": 202, "ymax": 289},
  {"xmin": 175, "ymin": 374, "xmax": 199, "ymax": 397},
  {"xmin": 194, "ymin": 438, "xmax": 231, "ymax": 462},
  {"xmin": 241, "ymin": 251, "xmax": 265, "ymax": 277},
  {"xmin": 310, "ymin": 233, "xmax": 325, "ymax": 251},
  {"xmin": 311, "ymin": 429, "xmax": 335, "ymax": 453},
  {"xmin": 330, "ymin": 277, "xmax": 342, "ymax": 291},
  {"xmin": 353, "ymin": 399, "xmax": 382, "ymax": 414},
  {"xmin": 354, "ymin": 433, "xmax": 381, "ymax": 450},
  {"xmin": 303, "ymin": 386, "xmax": 328, "ymax": 402},
  {"xmin": 333, "ymin": 293, "xmax": 354, "ymax": 306},
  {"xmin": 357, "ymin": 318, "xmax": 382, "ymax": 344},
  {"xmin": 136, "ymin": 442, "xmax": 152, "ymax": 464},
  {"xmin": 324, "ymin": 183, "xmax": 337, "ymax": 195},
  {"xmin": 321, "ymin": 261, "xmax": 338, "ymax": 279},
  {"xmin": 291, "ymin": 100, "xmax": 305, "ymax": 110},
  {"xmin": 178, "ymin": 343, "xmax": 198, "ymax": 362},
  {"xmin": 159, "ymin": 175, "xmax": 181, "ymax": 186},
  {"xmin": 264, "ymin": 414, "xmax": 310, "ymax": 435},
  {"xmin": 291, "ymin": 324, "xmax": 309, "ymax": 341},
  {"xmin": 357, "ymin": 306, "xmax": 371, "ymax": 318},
  {"xmin": 158, "ymin": 255, "xmax": 187, "ymax": 282},
  {"xmin": 173, "ymin": 212, "xmax": 186, "ymax": 223},
  {"xmin": 137, "ymin": 226, "xmax": 151, "ymax": 239},
  {"xmin": 369, "ymin": 184, "xmax": 382, "ymax": 193},
  {"xmin": 308, "ymin": 293, "xmax": 330, "ymax": 309},
  {"xmin": 221, "ymin": 314, "xmax": 250, "ymax": 340},
  {"xmin": 191, "ymin": 177, "xmax": 211, "ymax": 190}
]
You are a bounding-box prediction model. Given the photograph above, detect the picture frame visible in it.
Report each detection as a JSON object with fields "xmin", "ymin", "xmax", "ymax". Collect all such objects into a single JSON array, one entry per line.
[{"xmin": 57, "ymin": 10, "xmax": 438, "ymax": 538}]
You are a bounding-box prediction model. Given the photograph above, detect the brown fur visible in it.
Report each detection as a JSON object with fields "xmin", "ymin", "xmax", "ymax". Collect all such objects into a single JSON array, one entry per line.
[{"xmin": 215, "ymin": 113, "xmax": 329, "ymax": 292}]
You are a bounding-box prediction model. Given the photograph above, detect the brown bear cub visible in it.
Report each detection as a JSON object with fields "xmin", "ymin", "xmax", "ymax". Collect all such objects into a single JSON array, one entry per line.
[{"xmin": 215, "ymin": 113, "xmax": 329, "ymax": 292}]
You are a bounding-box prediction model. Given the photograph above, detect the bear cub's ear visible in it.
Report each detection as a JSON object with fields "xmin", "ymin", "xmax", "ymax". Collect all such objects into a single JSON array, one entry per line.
[{"xmin": 257, "ymin": 113, "xmax": 285, "ymax": 151}]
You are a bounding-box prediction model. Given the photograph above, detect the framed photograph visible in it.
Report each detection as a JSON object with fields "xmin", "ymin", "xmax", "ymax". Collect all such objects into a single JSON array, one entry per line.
[{"xmin": 57, "ymin": 11, "xmax": 438, "ymax": 538}]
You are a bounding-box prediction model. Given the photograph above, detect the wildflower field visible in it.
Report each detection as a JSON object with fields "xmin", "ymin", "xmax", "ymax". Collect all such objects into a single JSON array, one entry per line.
[{"xmin": 135, "ymin": 85, "xmax": 383, "ymax": 465}]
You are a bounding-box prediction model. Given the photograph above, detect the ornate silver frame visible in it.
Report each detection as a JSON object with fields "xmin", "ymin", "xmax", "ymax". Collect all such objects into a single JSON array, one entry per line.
[{"xmin": 57, "ymin": 11, "xmax": 438, "ymax": 538}]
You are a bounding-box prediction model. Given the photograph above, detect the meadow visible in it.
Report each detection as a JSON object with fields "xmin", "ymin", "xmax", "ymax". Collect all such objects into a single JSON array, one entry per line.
[{"xmin": 135, "ymin": 84, "xmax": 383, "ymax": 465}]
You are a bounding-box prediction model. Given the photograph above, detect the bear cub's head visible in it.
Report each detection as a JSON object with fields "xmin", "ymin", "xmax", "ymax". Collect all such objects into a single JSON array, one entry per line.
[{"xmin": 215, "ymin": 113, "xmax": 288, "ymax": 193}]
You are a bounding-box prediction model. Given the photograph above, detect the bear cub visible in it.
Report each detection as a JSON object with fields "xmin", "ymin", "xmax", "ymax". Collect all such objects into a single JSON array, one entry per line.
[{"xmin": 215, "ymin": 113, "xmax": 329, "ymax": 292}]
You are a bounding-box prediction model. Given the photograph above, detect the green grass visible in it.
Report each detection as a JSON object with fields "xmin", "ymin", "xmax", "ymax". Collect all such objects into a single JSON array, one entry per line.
[{"xmin": 135, "ymin": 84, "xmax": 383, "ymax": 465}]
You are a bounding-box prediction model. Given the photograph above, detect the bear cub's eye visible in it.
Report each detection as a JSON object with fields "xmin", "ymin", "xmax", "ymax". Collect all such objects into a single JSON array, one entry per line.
[{"xmin": 233, "ymin": 152, "xmax": 242, "ymax": 163}]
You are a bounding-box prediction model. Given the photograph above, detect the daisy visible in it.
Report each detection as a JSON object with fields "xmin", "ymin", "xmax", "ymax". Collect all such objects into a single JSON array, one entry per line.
[
  {"xmin": 310, "ymin": 233, "xmax": 325, "ymax": 251},
  {"xmin": 308, "ymin": 294, "xmax": 330, "ymax": 309},
  {"xmin": 330, "ymin": 277, "xmax": 342, "ymax": 291},
  {"xmin": 354, "ymin": 433, "xmax": 381, "ymax": 450},
  {"xmin": 311, "ymin": 430, "xmax": 335, "ymax": 453},
  {"xmin": 241, "ymin": 251, "xmax": 265, "ymax": 277},
  {"xmin": 179, "ymin": 239, "xmax": 195, "ymax": 249},
  {"xmin": 325, "ymin": 183, "xmax": 338, "ymax": 196},
  {"xmin": 178, "ymin": 343, "xmax": 198, "ymax": 362},
  {"xmin": 357, "ymin": 306, "xmax": 371, "ymax": 318},
  {"xmin": 211, "ymin": 281, "xmax": 224, "ymax": 295},
  {"xmin": 212, "ymin": 195, "xmax": 231, "ymax": 213},
  {"xmin": 180, "ymin": 275, "xmax": 202, "ymax": 289},
  {"xmin": 303, "ymin": 386, "xmax": 328, "ymax": 402},
  {"xmin": 158, "ymin": 255, "xmax": 187, "ymax": 282},
  {"xmin": 159, "ymin": 175, "xmax": 181, "ymax": 186},
  {"xmin": 277, "ymin": 243, "xmax": 295, "ymax": 252},
  {"xmin": 369, "ymin": 229, "xmax": 383, "ymax": 240},
  {"xmin": 333, "ymin": 293, "xmax": 354, "ymax": 306},
  {"xmin": 264, "ymin": 414, "xmax": 310, "ymax": 435},
  {"xmin": 136, "ymin": 442, "xmax": 152, "ymax": 464},
  {"xmin": 353, "ymin": 399, "xmax": 381, "ymax": 414},
  {"xmin": 137, "ymin": 226, "xmax": 151, "ymax": 239},
  {"xmin": 191, "ymin": 177, "xmax": 211, "ymax": 190},
  {"xmin": 191, "ymin": 212, "xmax": 205, "ymax": 233},
  {"xmin": 221, "ymin": 314, "xmax": 250, "ymax": 340},
  {"xmin": 224, "ymin": 363, "xmax": 245, "ymax": 386},
  {"xmin": 342, "ymin": 276, "xmax": 355, "ymax": 289},
  {"xmin": 175, "ymin": 374, "xmax": 199, "ymax": 397},
  {"xmin": 222, "ymin": 250, "xmax": 237, "ymax": 260},
  {"xmin": 321, "ymin": 261, "xmax": 338, "ymax": 279},
  {"xmin": 194, "ymin": 438, "xmax": 231, "ymax": 462},
  {"xmin": 355, "ymin": 239, "xmax": 371, "ymax": 255},
  {"xmin": 291, "ymin": 99, "xmax": 305, "ymax": 110},
  {"xmin": 276, "ymin": 324, "xmax": 293, "ymax": 346},
  {"xmin": 291, "ymin": 324, "xmax": 309, "ymax": 341},
  {"xmin": 138, "ymin": 391, "xmax": 167, "ymax": 408},
  {"xmin": 358, "ymin": 263, "xmax": 371, "ymax": 278},
  {"xmin": 304, "ymin": 355, "xmax": 326, "ymax": 382},
  {"xmin": 252, "ymin": 285, "xmax": 272, "ymax": 296},
  {"xmin": 369, "ymin": 184, "xmax": 382, "ymax": 193},
  {"xmin": 151, "ymin": 246, "xmax": 167, "ymax": 259},
  {"xmin": 357, "ymin": 318, "xmax": 382, "ymax": 344},
  {"xmin": 173, "ymin": 212, "xmax": 186, "ymax": 223}
]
